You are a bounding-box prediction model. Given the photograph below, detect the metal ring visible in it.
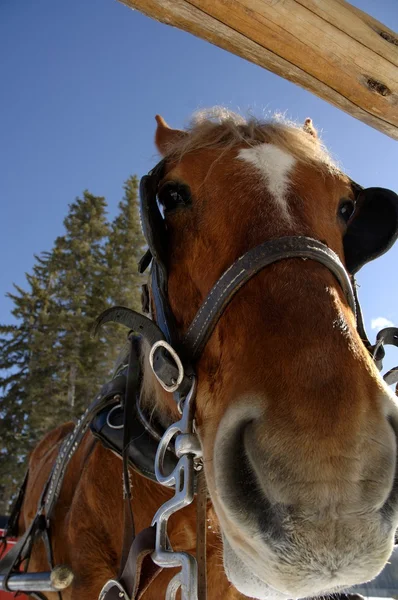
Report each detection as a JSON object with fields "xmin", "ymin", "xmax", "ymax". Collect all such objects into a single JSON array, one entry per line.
[
  {"xmin": 149, "ymin": 340, "xmax": 184, "ymax": 393},
  {"xmin": 106, "ymin": 404, "xmax": 123, "ymax": 429},
  {"xmin": 98, "ymin": 579, "xmax": 129, "ymax": 600},
  {"xmin": 177, "ymin": 397, "xmax": 185, "ymax": 415}
]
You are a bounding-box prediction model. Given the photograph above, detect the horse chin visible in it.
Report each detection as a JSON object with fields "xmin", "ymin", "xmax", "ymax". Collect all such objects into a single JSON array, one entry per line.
[
  {"xmin": 221, "ymin": 529, "xmax": 389, "ymax": 600},
  {"xmin": 222, "ymin": 535, "xmax": 289, "ymax": 600}
]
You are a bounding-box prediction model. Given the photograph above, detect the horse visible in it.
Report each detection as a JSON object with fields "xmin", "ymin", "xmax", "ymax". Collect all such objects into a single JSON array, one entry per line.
[{"xmin": 14, "ymin": 109, "xmax": 398, "ymax": 599}]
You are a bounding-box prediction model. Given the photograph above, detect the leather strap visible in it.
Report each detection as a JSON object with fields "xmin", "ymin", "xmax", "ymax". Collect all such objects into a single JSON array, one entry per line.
[
  {"xmin": 375, "ymin": 327, "xmax": 398, "ymax": 384},
  {"xmin": 0, "ymin": 481, "xmax": 49, "ymax": 591},
  {"xmin": 0, "ymin": 518, "xmax": 37, "ymax": 590},
  {"xmin": 123, "ymin": 526, "xmax": 160, "ymax": 600},
  {"xmin": 119, "ymin": 337, "xmax": 139, "ymax": 573},
  {"xmin": 376, "ymin": 327, "xmax": 398, "ymax": 348},
  {"xmin": 95, "ymin": 306, "xmax": 191, "ymax": 392},
  {"xmin": 196, "ymin": 471, "xmax": 207, "ymax": 600},
  {"xmin": 99, "ymin": 339, "xmax": 163, "ymax": 600},
  {"xmin": 352, "ymin": 279, "xmax": 374, "ymax": 355},
  {"xmin": 0, "ymin": 469, "xmax": 29, "ymax": 549},
  {"xmin": 385, "ymin": 368, "xmax": 398, "ymax": 386},
  {"xmin": 100, "ymin": 527, "xmax": 161, "ymax": 600},
  {"xmin": 183, "ymin": 236, "xmax": 355, "ymax": 360},
  {"xmin": 139, "ymin": 160, "xmax": 181, "ymax": 347},
  {"xmin": 44, "ymin": 375, "xmax": 126, "ymax": 520},
  {"xmin": 94, "ymin": 307, "xmax": 165, "ymax": 348}
]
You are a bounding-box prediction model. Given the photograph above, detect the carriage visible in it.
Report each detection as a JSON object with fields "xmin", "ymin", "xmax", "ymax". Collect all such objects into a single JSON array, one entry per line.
[{"xmin": 0, "ymin": 520, "xmax": 28, "ymax": 600}]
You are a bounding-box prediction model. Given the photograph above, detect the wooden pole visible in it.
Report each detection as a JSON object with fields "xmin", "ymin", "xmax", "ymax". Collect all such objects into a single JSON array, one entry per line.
[{"xmin": 119, "ymin": 0, "xmax": 398, "ymax": 140}]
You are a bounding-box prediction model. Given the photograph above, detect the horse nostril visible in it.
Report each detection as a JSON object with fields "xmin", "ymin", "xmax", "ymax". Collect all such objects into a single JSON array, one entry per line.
[{"xmin": 235, "ymin": 426, "xmax": 287, "ymax": 541}]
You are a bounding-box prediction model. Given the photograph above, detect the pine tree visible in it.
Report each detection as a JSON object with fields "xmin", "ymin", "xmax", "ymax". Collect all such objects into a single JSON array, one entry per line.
[
  {"xmin": 42, "ymin": 191, "xmax": 112, "ymax": 419},
  {"xmin": 0, "ymin": 262, "xmax": 53, "ymax": 513},
  {"xmin": 104, "ymin": 176, "xmax": 146, "ymax": 365},
  {"xmin": 0, "ymin": 326, "xmax": 30, "ymax": 513},
  {"xmin": 107, "ymin": 176, "xmax": 146, "ymax": 309},
  {"xmin": 0, "ymin": 177, "xmax": 147, "ymax": 513}
]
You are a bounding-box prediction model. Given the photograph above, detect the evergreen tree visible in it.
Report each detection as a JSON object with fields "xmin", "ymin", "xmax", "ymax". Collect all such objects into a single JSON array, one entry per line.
[
  {"xmin": 0, "ymin": 177, "xmax": 146, "ymax": 513},
  {"xmin": 0, "ymin": 262, "xmax": 53, "ymax": 513},
  {"xmin": 107, "ymin": 176, "xmax": 146, "ymax": 309},
  {"xmin": 104, "ymin": 176, "xmax": 146, "ymax": 365},
  {"xmin": 43, "ymin": 191, "xmax": 112, "ymax": 419}
]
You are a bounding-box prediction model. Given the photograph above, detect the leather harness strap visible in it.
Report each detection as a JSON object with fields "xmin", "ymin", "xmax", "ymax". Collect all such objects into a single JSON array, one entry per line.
[
  {"xmin": 100, "ymin": 527, "xmax": 161, "ymax": 600},
  {"xmin": 119, "ymin": 337, "xmax": 140, "ymax": 572},
  {"xmin": 196, "ymin": 471, "xmax": 207, "ymax": 600},
  {"xmin": 182, "ymin": 236, "xmax": 356, "ymax": 360},
  {"xmin": 0, "ymin": 380, "xmax": 124, "ymax": 594},
  {"xmin": 375, "ymin": 327, "xmax": 398, "ymax": 385}
]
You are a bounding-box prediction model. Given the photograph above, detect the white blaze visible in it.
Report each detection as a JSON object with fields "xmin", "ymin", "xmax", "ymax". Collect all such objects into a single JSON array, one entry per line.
[{"xmin": 238, "ymin": 144, "xmax": 296, "ymax": 222}]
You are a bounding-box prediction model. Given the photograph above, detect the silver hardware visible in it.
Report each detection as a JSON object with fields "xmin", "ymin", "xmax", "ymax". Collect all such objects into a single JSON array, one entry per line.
[
  {"xmin": 98, "ymin": 579, "xmax": 129, "ymax": 600},
  {"xmin": 177, "ymin": 397, "xmax": 185, "ymax": 415},
  {"xmin": 384, "ymin": 367, "xmax": 398, "ymax": 385},
  {"xmin": 106, "ymin": 404, "xmax": 123, "ymax": 429},
  {"xmin": 149, "ymin": 340, "xmax": 184, "ymax": 393},
  {"xmin": 373, "ymin": 336, "xmax": 384, "ymax": 361},
  {"xmin": 152, "ymin": 378, "xmax": 199, "ymax": 600},
  {"xmin": 175, "ymin": 433, "xmax": 203, "ymax": 460},
  {"xmin": 194, "ymin": 459, "xmax": 203, "ymax": 472},
  {"xmin": 0, "ymin": 569, "xmax": 73, "ymax": 592}
]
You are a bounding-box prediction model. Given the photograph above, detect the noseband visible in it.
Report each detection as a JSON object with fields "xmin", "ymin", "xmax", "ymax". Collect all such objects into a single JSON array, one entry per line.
[{"xmin": 142, "ymin": 236, "xmax": 356, "ymax": 394}]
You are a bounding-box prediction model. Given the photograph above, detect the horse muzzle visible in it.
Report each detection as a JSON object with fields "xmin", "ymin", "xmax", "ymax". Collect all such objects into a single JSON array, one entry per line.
[{"xmin": 210, "ymin": 396, "xmax": 398, "ymax": 599}]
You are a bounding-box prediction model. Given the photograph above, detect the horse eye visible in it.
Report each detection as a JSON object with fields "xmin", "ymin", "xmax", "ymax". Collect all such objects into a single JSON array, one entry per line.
[
  {"xmin": 338, "ymin": 199, "xmax": 355, "ymax": 224},
  {"xmin": 157, "ymin": 182, "xmax": 192, "ymax": 213}
]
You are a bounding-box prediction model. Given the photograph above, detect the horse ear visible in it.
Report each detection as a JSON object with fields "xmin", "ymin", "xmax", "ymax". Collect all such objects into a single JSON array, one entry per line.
[
  {"xmin": 344, "ymin": 187, "xmax": 398, "ymax": 273},
  {"xmin": 155, "ymin": 115, "xmax": 187, "ymax": 155},
  {"xmin": 303, "ymin": 118, "xmax": 318, "ymax": 138}
]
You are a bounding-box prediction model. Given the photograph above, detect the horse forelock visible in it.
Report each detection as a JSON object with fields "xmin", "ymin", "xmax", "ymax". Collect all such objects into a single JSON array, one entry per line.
[{"xmin": 161, "ymin": 108, "xmax": 340, "ymax": 176}]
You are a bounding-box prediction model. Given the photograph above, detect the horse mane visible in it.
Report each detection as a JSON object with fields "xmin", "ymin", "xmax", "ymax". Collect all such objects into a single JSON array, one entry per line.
[{"xmin": 162, "ymin": 107, "xmax": 340, "ymax": 174}]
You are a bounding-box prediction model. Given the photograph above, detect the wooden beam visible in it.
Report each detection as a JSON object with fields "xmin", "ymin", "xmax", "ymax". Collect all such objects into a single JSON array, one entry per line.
[{"xmin": 119, "ymin": 0, "xmax": 398, "ymax": 140}]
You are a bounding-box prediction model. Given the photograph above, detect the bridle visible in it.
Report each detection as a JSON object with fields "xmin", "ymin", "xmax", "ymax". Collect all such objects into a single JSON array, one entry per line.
[
  {"xmin": 2, "ymin": 159, "xmax": 397, "ymax": 600},
  {"xmin": 97, "ymin": 159, "xmax": 398, "ymax": 600}
]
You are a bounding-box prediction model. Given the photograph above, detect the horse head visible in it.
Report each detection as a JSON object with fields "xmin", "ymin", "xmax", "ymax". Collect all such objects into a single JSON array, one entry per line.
[{"xmin": 141, "ymin": 109, "xmax": 398, "ymax": 599}]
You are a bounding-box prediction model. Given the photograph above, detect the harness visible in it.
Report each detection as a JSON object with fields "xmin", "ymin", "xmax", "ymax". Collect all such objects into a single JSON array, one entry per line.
[{"xmin": 1, "ymin": 159, "xmax": 398, "ymax": 600}]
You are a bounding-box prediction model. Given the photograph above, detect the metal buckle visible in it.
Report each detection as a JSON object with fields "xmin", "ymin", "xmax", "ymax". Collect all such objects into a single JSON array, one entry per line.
[
  {"xmin": 149, "ymin": 340, "xmax": 184, "ymax": 393},
  {"xmin": 151, "ymin": 378, "xmax": 200, "ymax": 600},
  {"xmin": 106, "ymin": 404, "xmax": 123, "ymax": 429},
  {"xmin": 98, "ymin": 579, "xmax": 129, "ymax": 600}
]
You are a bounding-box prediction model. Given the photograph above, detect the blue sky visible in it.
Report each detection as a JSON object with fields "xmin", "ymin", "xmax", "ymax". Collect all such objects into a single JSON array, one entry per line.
[{"xmin": 1, "ymin": 0, "xmax": 397, "ymax": 372}]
